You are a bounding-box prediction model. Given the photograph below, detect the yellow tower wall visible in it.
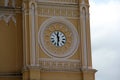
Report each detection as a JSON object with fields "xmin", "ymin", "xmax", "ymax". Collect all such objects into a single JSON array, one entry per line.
[{"xmin": 0, "ymin": 0, "xmax": 23, "ymax": 79}]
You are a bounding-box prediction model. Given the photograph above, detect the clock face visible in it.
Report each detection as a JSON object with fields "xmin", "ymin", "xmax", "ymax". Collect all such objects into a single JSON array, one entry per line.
[
  {"xmin": 38, "ymin": 17, "xmax": 79, "ymax": 58},
  {"xmin": 50, "ymin": 31, "xmax": 66, "ymax": 47},
  {"xmin": 40, "ymin": 23, "xmax": 73, "ymax": 58}
]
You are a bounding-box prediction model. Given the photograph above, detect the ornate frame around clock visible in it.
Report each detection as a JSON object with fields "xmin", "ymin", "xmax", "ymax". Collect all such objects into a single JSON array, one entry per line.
[{"xmin": 38, "ymin": 17, "xmax": 79, "ymax": 59}]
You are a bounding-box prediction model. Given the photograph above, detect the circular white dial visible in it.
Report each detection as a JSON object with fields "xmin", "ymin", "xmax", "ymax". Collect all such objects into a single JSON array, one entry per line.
[{"xmin": 50, "ymin": 31, "xmax": 66, "ymax": 47}]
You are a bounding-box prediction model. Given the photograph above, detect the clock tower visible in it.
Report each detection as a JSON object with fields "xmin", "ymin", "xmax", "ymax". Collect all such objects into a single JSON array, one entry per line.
[
  {"xmin": 22, "ymin": 0, "xmax": 97, "ymax": 80},
  {"xmin": 0, "ymin": 0, "xmax": 97, "ymax": 80}
]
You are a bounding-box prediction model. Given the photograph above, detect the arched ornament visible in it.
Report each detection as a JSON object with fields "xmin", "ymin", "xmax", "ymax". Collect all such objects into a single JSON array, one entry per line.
[{"xmin": 0, "ymin": 14, "xmax": 16, "ymax": 24}]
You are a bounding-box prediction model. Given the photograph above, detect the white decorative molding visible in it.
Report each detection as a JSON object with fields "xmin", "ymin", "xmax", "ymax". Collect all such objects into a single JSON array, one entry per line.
[
  {"xmin": 5, "ymin": 0, "xmax": 9, "ymax": 7},
  {"xmin": 4, "ymin": 0, "xmax": 15, "ymax": 7},
  {"xmin": 80, "ymin": 6, "xmax": 88, "ymax": 69},
  {"xmin": 22, "ymin": 2, "xmax": 27, "ymax": 69},
  {"xmin": 12, "ymin": 0, "xmax": 15, "ymax": 7},
  {"xmin": 23, "ymin": 0, "xmax": 79, "ymax": 19},
  {"xmin": 82, "ymin": 0, "xmax": 85, "ymax": 4},
  {"xmin": 38, "ymin": 6, "xmax": 79, "ymax": 19},
  {"xmin": 38, "ymin": 17, "xmax": 79, "ymax": 59},
  {"xmin": 0, "ymin": 14, "xmax": 16, "ymax": 24},
  {"xmin": 30, "ymin": 3, "xmax": 36, "ymax": 66},
  {"xmin": 82, "ymin": 7, "xmax": 87, "ymax": 68},
  {"xmin": 39, "ymin": 58, "xmax": 80, "ymax": 72},
  {"xmin": 36, "ymin": 0, "xmax": 78, "ymax": 4}
]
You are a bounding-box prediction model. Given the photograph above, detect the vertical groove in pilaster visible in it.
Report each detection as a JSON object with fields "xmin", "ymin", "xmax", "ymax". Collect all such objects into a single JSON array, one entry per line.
[{"xmin": 30, "ymin": 3, "xmax": 36, "ymax": 66}]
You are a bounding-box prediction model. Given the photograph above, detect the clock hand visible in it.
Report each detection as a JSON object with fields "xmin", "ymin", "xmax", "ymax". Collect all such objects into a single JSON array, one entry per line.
[
  {"xmin": 57, "ymin": 32, "xmax": 59, "ymax": 46},
  {"xmin": 54, "ymin": 32, "xmax": 58, "ymax": 46}
]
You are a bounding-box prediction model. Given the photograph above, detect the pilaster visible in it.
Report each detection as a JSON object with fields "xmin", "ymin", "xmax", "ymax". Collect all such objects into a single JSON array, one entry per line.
[
  {"xmin": 78, "ymin": 0, "xmax": 97, "ymax": 80},
  {"xmin": 79, "ymin": 0, "xmax": 92, "ymax": 69},
  {"xmin": 22, "ymin": 0, "xmax": 40, "ymax": 80}
]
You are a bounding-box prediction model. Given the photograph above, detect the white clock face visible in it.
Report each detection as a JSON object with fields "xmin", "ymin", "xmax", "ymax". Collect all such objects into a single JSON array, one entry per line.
[{"xmin": 50, "ymin": 31, "xmax": 66, "ymax": 47}]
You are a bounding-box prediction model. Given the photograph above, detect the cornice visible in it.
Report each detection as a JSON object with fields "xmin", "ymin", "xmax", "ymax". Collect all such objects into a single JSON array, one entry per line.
[
  {"xmin": 36, "ymin": 0, "xmax": 78, "ymax": 4},
  {"xmin": 22, "ymin": 65, "xmax": 40, "ymax": 72},
  {"xmin": 81, "ymin": 68, "xmax": 97, "ymax": 73},
  {"xmin": 0, "ymin": 72, "xmax": 22, "ymax": 77},
  {"xmin": 37, "ymin": 2, "xmax": 78, "ymax": 8},
  {"xmin": 79, "ymin": 3, "xmax": 90, "ymax": 7},
  {"xmin": 38, "ymin": 58, "xmax": 81, "ymax": 72},
  {"xmin": 0, "ymin": 7, "xmax": 22, "ymax": 13}
]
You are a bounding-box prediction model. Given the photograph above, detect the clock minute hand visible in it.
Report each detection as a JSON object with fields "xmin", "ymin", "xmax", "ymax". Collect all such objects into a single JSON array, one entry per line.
[{"xmin": 56, "ymin": 32, "xmax": 59, "ymax": 46}]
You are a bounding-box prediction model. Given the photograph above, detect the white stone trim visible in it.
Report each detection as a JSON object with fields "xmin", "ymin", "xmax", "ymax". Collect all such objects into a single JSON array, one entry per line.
[
  {"xmin": 38, "ymin": 5, "xmax": 79, "ymax": 19},
  {"xmin": 38, "ymin": 17, "xmax": 79, "ymax": 59},
  {"xmin": 4, "ymin": 0, "xmax": 15, "ymax": 7},
  {"xmin": 30, "ymin": 3, "xmax": 36, "ymax": 66},
  {"xmin": 39, "ymin": 58, "xmax": 80, "ymax": 72},
  {"xmin": 39, "ymin": 58, "xmax": 80, "ymax": 62},
  {"xmin": 80, "ymin": 6, "xmax": 88, "ymax": 69},
  {"xmin": 0, "ymin": 14, "xmax": 16, "ymax": 24},
  {"xmin": 12, "ymin": 0, "xmax": 15, "ymax": 7},
  {"xmin": 36, "ymin": 0, "xmax": 78, "ymax": 4},
  {"xmin": 22, "ymin": 3, "xmax": 26, "ymax": 69},
  {"xmin": 82, "ymin": 7, "xmax": 87, "ymax": 68},
  {"xmin": 5, "ymin": 0, "xmax": 9, "ymax": 7},
  {"xmin": 38, "ymin": 15, "xmax": 79, "ymax": 19},
  {"xmin": 82, "ymin": 0, "xmax": 85, "ymax": 4},
  {"xmin": 88, "ymin": 66, "xmax": 92, "ymax": 69},
  {"xmin": 24, "ymin": 3, "xmax": 79, "ymax": 19}
]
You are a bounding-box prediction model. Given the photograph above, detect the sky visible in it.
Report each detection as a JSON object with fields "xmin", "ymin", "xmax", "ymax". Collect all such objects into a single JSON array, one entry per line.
[{"xmin": 90, "ymin": 0, "xmax": 120, "ymax": 80}]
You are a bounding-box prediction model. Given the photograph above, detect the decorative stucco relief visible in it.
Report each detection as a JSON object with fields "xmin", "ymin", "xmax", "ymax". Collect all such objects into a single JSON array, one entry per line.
[
  {"xmin": 38, "ymin": 6, "xmax": 79, "ymax": 19},
  {"xmin": 36, "ymin": 0, "xmax": 78, "ymax": 4},
  {"xmin": 4, "ymin": 0, "xmax": 15, "ymax": 7},
  {"xmin": 39, "ymin": 58, "xmax": 81, "ymax": 72},
  {"xmin": 0, "ymin": 14, "xmax": 16, "ymax": 24}
]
